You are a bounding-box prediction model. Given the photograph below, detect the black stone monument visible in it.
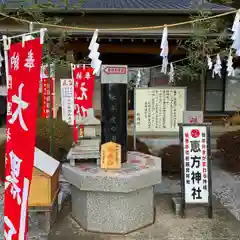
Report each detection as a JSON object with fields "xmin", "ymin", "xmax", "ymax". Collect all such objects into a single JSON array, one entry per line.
[{"xmin": 101, "ymin": 65, "xmax": 128, "ymax": 163}]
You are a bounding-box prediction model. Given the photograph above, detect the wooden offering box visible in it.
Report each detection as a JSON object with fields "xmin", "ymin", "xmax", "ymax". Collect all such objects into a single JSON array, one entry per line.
[{"xmin": 28, "ymin": 148, "xmax": 60, "ymax": 207}]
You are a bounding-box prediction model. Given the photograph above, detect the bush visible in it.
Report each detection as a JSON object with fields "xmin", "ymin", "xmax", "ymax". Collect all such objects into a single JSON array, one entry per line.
[
  {"xmin": 36, "ymin": 118, "xmax": 73, "ymax": 161},
  {"xmin": 0, "ymin": 117, "xmax": 74, "ymax": 181},
  {"xmin": 56, "ymin": 106, "xmax": 62, "ymax": 120},
  {"xmin": 159, "ymin": 145, "xmax": 181, "ymax": 176},
  {"xmin": 217, "ymin": 130, "xmax": 240, "ymax": 173}
]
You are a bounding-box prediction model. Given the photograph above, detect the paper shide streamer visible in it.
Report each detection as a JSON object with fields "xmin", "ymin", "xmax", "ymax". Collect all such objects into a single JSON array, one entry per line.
[
  {"xmin": 136, "ymin": 69, "xmax": 141, "ymax": 88},
  {"xmin": 160, "ymin": 26, "xmax": 168, "ymax": 74},
  {"xmin": 168, "ymin": 63, "xmax": 174, "ymax": 83},
  {"xmin": 231, "ymin": 10, "xmax": 240, "ymax": 56},
  {"xmin": 227, "ymin": 49, "xmax": 235, "ymax": 77},
  {"xmin": 207, "ymin": 55, "xmax": 213, "ymax": 70},
  {"xmin": 88, "ymin": 29, "xmax": 102, "ymax": 75},
  {"xmin": 212, "ymin": 54, "xmax": 222, "ymax": 78}
]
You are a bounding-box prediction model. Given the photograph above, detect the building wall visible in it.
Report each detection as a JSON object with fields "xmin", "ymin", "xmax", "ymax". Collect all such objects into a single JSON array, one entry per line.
[
  {"xmin": 150, "ymin": 67, "xmax": 202, "ymax": 111},
  {"xmin": 54, "ymin": 60, "xmax": 202, "ymax": 113}
]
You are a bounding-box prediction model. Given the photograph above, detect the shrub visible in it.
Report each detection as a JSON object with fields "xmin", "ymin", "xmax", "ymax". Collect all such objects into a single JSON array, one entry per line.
[
  {"xmin": 36, "ymin": 118, "xmax": 73, "ymax": 161},
  {"xmin": 56, "ymin": 106, "xmax": 62, "ymax": 120},
  {"xmin": 159, "ymin": 145, "xmax": 181, "ymax": 176},
  {"xmin": 0, "ymin": 118, "xmax": 74, "ymax": 181},
  {"xmin": 217, "ymin": 130, "xmax": 240, "ymax": 173}
]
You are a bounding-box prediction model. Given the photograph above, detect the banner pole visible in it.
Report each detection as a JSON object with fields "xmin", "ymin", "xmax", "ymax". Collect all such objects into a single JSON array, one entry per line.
[
  {"xmin": 2, "ymin": 36, "xmax": 10, "ymax": 89},
  {"xmin": 0, "ymin": 29, "xmax": 47, "ymax": 42}
]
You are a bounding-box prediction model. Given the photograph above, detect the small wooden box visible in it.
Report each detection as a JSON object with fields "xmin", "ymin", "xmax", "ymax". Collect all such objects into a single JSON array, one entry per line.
[{"xmin": 28, "ymin": 167, "xmax": 60, "ymax": 207}]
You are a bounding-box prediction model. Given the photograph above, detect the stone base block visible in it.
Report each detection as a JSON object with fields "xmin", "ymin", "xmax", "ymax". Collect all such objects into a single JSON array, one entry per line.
[
  {"xmin": 71, "ymin": 185, "xmax": 154, "ymax": 234},
  {"xmin": 172, "ymin": 197, "xmax": 181, "ymax": 216},
  {"xmin": 172, "ymin": 197, "xmax": 211, "ymax": 218}
]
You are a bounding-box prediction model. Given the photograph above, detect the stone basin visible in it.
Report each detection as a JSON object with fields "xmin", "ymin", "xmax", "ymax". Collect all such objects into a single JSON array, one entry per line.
[{"xmin": 62, "ymin": 151, "xmax": 162, "ymax": 234}]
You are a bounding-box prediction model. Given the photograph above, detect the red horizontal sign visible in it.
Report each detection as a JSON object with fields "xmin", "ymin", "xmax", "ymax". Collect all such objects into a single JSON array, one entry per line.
[{"xmin": 103, "ymin": 66, "xmax": 127, "ymax": 74}]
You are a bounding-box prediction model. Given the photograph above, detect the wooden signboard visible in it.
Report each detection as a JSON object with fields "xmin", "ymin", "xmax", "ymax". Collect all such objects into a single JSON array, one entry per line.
[{"xmin": 100, "ymin": 142, "xmax": 121, "ymax": 170}]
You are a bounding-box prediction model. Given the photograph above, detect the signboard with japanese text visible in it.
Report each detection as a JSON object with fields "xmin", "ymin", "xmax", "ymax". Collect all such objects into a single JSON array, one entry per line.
[
  {"xmin": 179, "ymin": 123, "xmax": 212, "ymax": 218},
  {"xmin": 183, "ymin": 111, "xmax": 203, "ymax": 124},
  {"xmin": 4, "ymin": 38, "xmax": 43, "ymax": 239},
  {"xmin": 72, "ymin": 65, "xmax": 95, "ymax": 142},
  {"xmin": 135, "ymin": 87, "xmax": 186, "ymax": 132},
  {"xmin": 100, "ymin": 142, "xmax": 121, "ymax": 170},
  {"xmin": 60, "ymin": 79, "xmax": 74, "ymax": 125},
  {"xmin": 40, "ymin": 64, "xmax": 55, "ymax": 118},
  {"xmin": 101, "ymin": 65, "xmax": 128, "ymax": 84}
]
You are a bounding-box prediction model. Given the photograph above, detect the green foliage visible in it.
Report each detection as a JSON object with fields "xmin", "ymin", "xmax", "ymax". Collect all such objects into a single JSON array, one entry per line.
[
  {"xmin": 175, "ymin": 8, "xmax": 231, "ymax": 83},
  {"xmin": 36, "ymin": 117, "xmax": 73, "ymax": 161},
  {"xmin": 159, "ymin": 145, "xmax": 181, "ymax": 177},
  {"xmin": 1, "ymin": 0, "xmax": 86, "ymax": 66},
  {"xmin": 217, "ymin": 130, "xmax": 240, "ymax": 174},
  {"xmin": 0, "ymin": 117, "xmax": 73, "ymax": 180}
]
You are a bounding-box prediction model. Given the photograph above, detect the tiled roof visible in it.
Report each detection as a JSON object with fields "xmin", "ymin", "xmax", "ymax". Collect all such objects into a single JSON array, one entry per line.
[{"xmin": 4, "ymin": 0, "xmax": 234, "ymax": 12}]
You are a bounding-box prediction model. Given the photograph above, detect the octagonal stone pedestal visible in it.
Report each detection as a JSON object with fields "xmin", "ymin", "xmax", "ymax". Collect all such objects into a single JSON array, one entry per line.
[{"xmin": 62, "ymin": 151, "xmax": 162, "ymax": 234}]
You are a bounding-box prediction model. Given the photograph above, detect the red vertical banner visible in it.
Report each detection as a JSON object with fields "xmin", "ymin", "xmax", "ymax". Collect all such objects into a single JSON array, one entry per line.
[
  {"xmin": 72, "ymin": 65, "xmax": 95, "ymax": 142},
  {"xmin": 4, "ymin": 38, "xmax": 42, "ymax": 240},
  {"xmin": 40, "ymin": 64, "xmax": 55, "ymax": 118}
]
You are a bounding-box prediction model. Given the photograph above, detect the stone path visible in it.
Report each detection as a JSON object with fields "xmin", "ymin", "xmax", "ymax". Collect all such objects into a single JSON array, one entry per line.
[{"xmin": 48, "ymin": 194, "xmax": 240, "ymax": 240}]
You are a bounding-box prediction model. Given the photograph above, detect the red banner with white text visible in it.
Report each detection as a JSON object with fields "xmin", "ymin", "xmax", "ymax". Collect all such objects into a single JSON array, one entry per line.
[
  {"xmin": 72, "ymin": 65, "xmax": 95, "ymax": 142},
  {"xmin": 4, "ymin": 38, "xmax": 42, "ymax": 240},
  {"xmin": 40, "ymin": 64, "xmax": 55, "ymax": 118}
]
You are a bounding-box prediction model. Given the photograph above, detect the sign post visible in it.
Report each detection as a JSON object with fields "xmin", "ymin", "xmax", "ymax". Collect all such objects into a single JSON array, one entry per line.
[
  {"xmin": 100, "ymin": 142, "xmax": 121, "ymax": 170},
  {"xmin": 178, "ymin": 123, "xmax": 212, "ymax": 218},
  {"xmin": 134, "ymin": 87, "xmax": 186, "ymax": 149},
  {"xmin": 60, "ymin": 79, "xmax": 74, "ymax": 125},
  {"xmin": 101, "ymin": 65, "xmax": 128, "ymax": 163}
]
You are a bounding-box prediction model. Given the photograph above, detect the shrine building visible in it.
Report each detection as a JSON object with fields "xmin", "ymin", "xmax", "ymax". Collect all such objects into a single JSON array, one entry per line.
[{"xmin": 0, "ymin": 0, "xmax": 239, "ymax": 123}]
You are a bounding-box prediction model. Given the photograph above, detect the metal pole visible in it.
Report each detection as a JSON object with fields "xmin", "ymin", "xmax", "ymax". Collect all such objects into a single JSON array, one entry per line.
[
  {"xmin": 0, "ymin": 29, "xmax": 47, "ymax": 42},
  {"xmin": 29, "ymin": 22, "xmax": 33, "ymax": 33},
  {"xmin": 133, "ymin": 87, "xmax": 136, "ymax": 150},
  {"xmin": 2, "ymin": 36, "xmax": 9, "ymax": 89}
]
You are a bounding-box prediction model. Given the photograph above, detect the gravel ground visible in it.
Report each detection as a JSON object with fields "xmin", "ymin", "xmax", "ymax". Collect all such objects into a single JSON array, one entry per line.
[{"xmin": 48, "ymin": 194, "xmax": 240, "ymax": 240}]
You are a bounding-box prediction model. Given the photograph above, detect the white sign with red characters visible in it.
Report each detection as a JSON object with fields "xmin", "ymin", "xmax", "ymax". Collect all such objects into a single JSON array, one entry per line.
[
  {"xmin": 40, "ymin": 64, "xmax": 55, "ymax": 119},
  {"xmin": 101, "ymin": 65, "xmax": 128, "ymax": 84},
  {"xmin": 182, "ymin": 125, "xmax": 209, "ymax": 203}
]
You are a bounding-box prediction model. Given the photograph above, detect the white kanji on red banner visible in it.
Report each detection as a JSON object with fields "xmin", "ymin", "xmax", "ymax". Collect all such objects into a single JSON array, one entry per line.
[
  {"xmin": 76, "ymin": 72, "xmax": 82, "ymax": 79},
  {"xmin": 5, "ymin": 150, "xmax": 22, "ymax": 205},
  {"xmin": 7, "ymin": 102, "xmax": 12, "ymax": 116},
  {"xmin": 80, "ymin": 106, "xmax": 88, "ymax": 117},
  {"xmin": 8, "ymin": 83, "xmax": 29, "ymax": 131},
  {"xmin": 79, "ymin": 82, "xmax": 87, "ymax": 100},
  {"xmin": 6, "ymin": 128, "xmax": 11, "ymax": 142},
  {"xmin": 10, "ymin": 53, "xmax": 20, "ymax": 71},
  {"xmin": 8, "ymin": 75, "xmax": 12, "ymax": 90},
  {"xmin": 85, "ymin": 71, "xmax": 90, "ymax": 80},
  {"xmin": 4, "ymin": 216, "xmax": 16, "ymax": 240},
  {"xmin": 24, "ymin": 49, "xmax": 35, "ymax": 71}
]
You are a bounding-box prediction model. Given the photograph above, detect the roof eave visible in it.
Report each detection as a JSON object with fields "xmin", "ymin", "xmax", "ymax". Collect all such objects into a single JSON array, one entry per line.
[{"xmin": 4, "ymin": 7, "xmax": 235, "ymax": 15}]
